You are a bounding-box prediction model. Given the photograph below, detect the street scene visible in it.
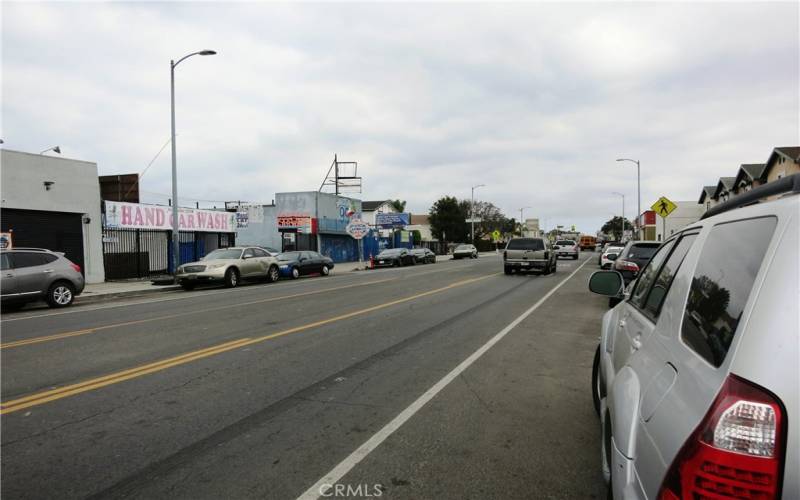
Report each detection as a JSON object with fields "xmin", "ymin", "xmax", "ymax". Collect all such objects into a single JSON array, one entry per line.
[{"xmin": 2, "ymin": 2, "xmax": 799, "ymax": 500}]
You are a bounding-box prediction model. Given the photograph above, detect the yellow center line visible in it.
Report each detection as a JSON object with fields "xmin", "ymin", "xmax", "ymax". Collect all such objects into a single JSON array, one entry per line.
[
  {"xmin": 0, "ymin": 272, "xmax": 499, "ymax": 415},
  {"xmin": 0, "ymin": 278, "xmax": 397, "ymax": 350}
]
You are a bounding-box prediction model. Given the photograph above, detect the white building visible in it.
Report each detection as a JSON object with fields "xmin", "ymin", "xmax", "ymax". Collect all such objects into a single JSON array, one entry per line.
[
  {"xmin": 654, "ymin": 201, "xmax": 704, "ymax": 242},
  {"xmin": 1, "ymin": 149, "xmax": 105, "ymax": 283}
]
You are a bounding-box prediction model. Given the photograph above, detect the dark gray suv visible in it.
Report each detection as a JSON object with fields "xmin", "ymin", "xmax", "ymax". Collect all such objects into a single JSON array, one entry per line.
[{"xmin": 1, "ymin": 248, "xmax": 85, "ymax": 309}]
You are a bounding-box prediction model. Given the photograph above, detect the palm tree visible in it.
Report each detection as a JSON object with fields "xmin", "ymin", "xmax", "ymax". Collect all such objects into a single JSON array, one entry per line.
[{"xmin": 390, "ymin": 199, "xmax": 407, "ymax": 212}]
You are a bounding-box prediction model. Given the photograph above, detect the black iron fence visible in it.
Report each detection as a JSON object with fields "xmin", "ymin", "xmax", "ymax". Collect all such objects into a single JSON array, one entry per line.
[{"xmin": 102, "ymin": 228, "xmax": 235, "ymax": 280}]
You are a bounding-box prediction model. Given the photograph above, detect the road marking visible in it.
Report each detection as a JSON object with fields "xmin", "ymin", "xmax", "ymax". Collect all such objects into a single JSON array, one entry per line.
[
  {"xmin": 0, "ymin": 258, "xmax": 481, "ymax": 323},
  {"xmin": 0, "ymin": 278, "xmax": 396, "ymax": 350},
  {"xmin": 0, "ymin": 272, "xmax": 499, "ymax": 415},
  {"xmin": 297, "ymin": 257, "xmax": 591, "ymax": 500}
]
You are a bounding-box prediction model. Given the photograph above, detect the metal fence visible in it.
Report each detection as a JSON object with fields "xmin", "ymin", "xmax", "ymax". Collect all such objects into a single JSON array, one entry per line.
[{"xmin": 102, "ymin": 228, "xmax": 235, "ymax": 280}]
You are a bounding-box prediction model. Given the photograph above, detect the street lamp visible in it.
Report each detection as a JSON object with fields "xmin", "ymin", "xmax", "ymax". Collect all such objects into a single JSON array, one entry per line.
[
  {"xmin": 170, "ymin": 49, "xmax": 216, "ymax": 277},
  {"xmin": 612, "ymin": 192, "xmax": 625, "ymax": 240},
  {"xmin": 40, "ymin": 146, "xmax": 61, "ymax": 155},
  {"xmin": 470, "ymin": 184, "xmax": 485, "ymax": 243},
  {"xmin": 518, "ymin": 206, "xmax": 531, "ymax": 236},
  {"xmin": 616, "ymin": 158, "xmax": 640, "ymax": 239}
]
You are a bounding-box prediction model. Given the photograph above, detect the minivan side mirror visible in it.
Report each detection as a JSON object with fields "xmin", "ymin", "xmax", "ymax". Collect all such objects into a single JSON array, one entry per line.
[{"xmin": 589, "ymin": 271, "xmax": 624, "ymax": 297}]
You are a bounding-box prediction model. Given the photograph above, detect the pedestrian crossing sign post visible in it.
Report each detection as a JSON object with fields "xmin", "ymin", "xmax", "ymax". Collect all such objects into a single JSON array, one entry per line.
[
  {"xmin": 651, "ymin": 196, "xmax": 677, "ymax": 243},
  {"xmin": 651, "ymin": 196, "xmax": 677, "ymax": 218},
  {"xmin": 492, "ymin": 230, "xmax": 501, "ymax": 241}
]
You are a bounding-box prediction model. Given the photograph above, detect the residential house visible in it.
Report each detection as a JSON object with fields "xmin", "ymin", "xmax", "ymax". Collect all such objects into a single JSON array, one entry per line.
[
  {"xmin": 733, "ymin": 163, "xmax": 768, "ymax": 194},
  {"xmin": 712, "ymin": 177, "xmax": 737, "ymax": 204},
  {"xmin": 763, "ymin": 146, "xmax": 800, "ymax": 183}
]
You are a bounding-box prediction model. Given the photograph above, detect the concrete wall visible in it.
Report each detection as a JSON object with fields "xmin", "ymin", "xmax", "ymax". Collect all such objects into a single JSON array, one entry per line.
[
  {"xmin": 234, "ymin": 205, "xmax": 280, "ymax": 250},
  {"xmin": 1, "ymin": 149, "xmax": 105, "ymax": 283}
]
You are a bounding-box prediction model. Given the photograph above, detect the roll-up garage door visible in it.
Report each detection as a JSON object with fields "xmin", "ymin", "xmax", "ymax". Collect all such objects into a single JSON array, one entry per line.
[{"xmin": 1, "ymin": 208, "xmax": 85, "ymax": 274}]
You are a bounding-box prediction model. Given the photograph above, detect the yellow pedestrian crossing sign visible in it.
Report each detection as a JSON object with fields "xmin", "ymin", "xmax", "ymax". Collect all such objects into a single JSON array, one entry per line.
[
  {"xmin": 492, "ymin": 230, "xmax": 501, "ymax": 241},
  {"xmin": 651, "ymin": 196, "xmax": 677, "ymax": 218}
]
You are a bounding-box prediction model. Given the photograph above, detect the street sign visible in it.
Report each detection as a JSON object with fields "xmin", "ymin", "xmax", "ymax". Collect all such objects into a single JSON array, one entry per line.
[
  {"xmin": 465, "ymin": 218, "xmax": 482, "ymax": 223},
  {"xmin": 346, "ymin": 219, "xmax": 369, "ymax": 239},
  {"xmin": 492, "ymin": 230, "xmax": 501, "ymax": 241},
  {"xmin": 651, "ymin": 196, "xmax": 677, "ymax": 218}
]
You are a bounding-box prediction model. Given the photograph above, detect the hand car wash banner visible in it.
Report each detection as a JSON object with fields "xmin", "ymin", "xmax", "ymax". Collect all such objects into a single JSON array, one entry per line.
[{"xmin": 103, "ymin": 201, "xmax": 236, "ymax": 233}]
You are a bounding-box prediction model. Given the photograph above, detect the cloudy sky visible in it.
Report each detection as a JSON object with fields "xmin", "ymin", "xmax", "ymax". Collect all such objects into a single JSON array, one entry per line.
[{"xmin": 3, "ymin": 2, "xmax": 798, "ymax": 233}]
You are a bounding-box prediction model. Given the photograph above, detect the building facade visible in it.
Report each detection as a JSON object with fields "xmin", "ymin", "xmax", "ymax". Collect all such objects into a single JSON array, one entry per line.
[{"xmin": 1, "ymin": 149, "xmax": 105, "ymax": 283}]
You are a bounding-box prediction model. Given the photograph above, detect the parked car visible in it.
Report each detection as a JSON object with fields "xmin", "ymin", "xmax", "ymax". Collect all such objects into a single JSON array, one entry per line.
[
  {"xmin": 373, "ymin": 248, "xmax": 414, "ymax": 267},
  {"xmin": 257, "ymin": 246, "xmax": 281, "ymax": 257},
  {"xmin": 599, "ymin": 246, "xmax": 624, "ymax": 268},
  {"xmin": 277, "ymin": 251, "xmax": 334, "ymax": 279},
  {"xmin": 452, "ymin": 244, "xmax": 478, "ymax": 259},
  {"xmin": 409, "ymin": 247, "xmax": 436, "ymax": 264},
  {"xmin": 503, "ymin": 237, "xmax": 556, "ymax": 275},
  {"xmin": 553, "ymin": 239, "xmax": 580, "ymax": 259},
  {"xmin": 0, "ymin": 248, "xmax": 85, "ymax": 308},
  {"xmin": 613, "ymin": 240, "xmax": 661, "ymax": 285},
  {"xmin": 176, "ymin": 246, "xmax": 279, "ymax": 290},
  {"xmin": 588, "ymin": 174, "xmax": 799, "ymax": 500}
]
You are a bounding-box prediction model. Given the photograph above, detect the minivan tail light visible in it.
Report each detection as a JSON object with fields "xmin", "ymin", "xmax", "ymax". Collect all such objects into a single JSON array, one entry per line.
[
  {"xmin": 658, "ymin": 374, "xmax": 785, "ymax": 500},
  {"xmin": 615, "ymin": 259, "xmax": 639, "ymax": 273}
]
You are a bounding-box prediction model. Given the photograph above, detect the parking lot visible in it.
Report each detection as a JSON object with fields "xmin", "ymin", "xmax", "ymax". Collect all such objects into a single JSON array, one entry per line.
[{"xmin": 1, "ymin": 253, "xmax": 609, "ymax": 499}]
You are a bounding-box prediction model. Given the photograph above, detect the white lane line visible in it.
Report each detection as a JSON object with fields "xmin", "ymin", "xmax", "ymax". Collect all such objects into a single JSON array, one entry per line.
[{"xmin": 297, "ymin": 256, "xmax": 591, "ymax": 500}]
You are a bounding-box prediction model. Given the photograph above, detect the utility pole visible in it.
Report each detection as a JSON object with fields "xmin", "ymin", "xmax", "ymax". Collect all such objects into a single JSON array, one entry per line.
[
  {"xmin": 617, "ymin": 158, "xmax": 641, "ymax": 239},
  {"xmin": 471, "ymin": 184, "xmax": 485, "ymax": 243},
  {"xmin": 518, "ymin": 206, "xmax": 531, "ymax": 236}
]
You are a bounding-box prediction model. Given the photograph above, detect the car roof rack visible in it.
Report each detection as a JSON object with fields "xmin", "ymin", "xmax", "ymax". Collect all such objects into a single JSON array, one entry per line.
[
  {"xmin": 3, "ymin": 247, "xmax": 50, "ymax": 252},
  {"xmin": 700, "ymin": 173, "xmax": 800, "ymax": 220}
]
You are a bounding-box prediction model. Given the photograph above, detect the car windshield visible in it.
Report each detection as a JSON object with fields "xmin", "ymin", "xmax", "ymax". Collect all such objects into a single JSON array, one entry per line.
[
  {"xmin": 278, "ymin": 252, "xmax": 301, "ymax": 260},
  {"xmin": 378, "ymin": 249, "xmax": 403, "ymax": 256},
  {"xmin": 203, "ymin": 249, "xmax": 242, "ymax": 260},
  {"xmin": 455, "ymin": 245, "xmax": 471, "ymax": 251},
  {"xmin": 556, "ymin": 240, "xmax": 574, "ymax": 245},
  {"xmin": 628, "ymin": 244, "xmax": 661, "ymax": 259},
  {"xmin": 506, "ymin": 239, "xmax": 544, "ymax": 251}
]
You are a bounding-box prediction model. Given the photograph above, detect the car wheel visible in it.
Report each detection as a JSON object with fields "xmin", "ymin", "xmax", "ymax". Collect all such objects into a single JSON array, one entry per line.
[
  {"xmin": 46, "ymin": 281, "xmax": 75, "ymax": 308},
  {"xmin": 504, "ymin": 266, "xmax": 512, "ymax": 275},
  {"xmin": 574, "ymin": 254, "xmax": 578, "ymax": 260},
  {"xmin": 321, "ymin": 265, "xmax": 330, "ymax": 276},
  {"xmin": 181, "ymin": 283, "xmax": 196, "ymax": 291},
  {"xmin": 224, "ymin": 268, "xmax": 240, "ymax": 288},
  {"xmin": 290, "ymin": 267, "xmax": 301, "ymax": 279},
  {"xmin": 267, "ymin": 265, "xmax": 280, "ymax": 283},
  {"xmin": 592, "ymin": 344, "xmax": 602, "ymax": 417}
]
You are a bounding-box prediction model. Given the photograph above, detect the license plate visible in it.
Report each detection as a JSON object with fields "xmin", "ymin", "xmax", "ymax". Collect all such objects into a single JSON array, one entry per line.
[{"xmin": 379, "ymin": 260, "xmax": 385, "ymax": 264}]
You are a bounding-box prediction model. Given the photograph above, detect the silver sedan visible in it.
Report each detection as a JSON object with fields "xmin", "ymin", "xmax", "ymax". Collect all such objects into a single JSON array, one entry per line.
[{"xmin": 176, "ymin": 246, "xmax": 280, "ymax": 290}]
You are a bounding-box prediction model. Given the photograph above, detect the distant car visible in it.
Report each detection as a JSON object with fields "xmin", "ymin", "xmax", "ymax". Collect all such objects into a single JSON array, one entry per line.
[
  {"xmin": 277, "ymin": 251, "xmax": 334, "ymax": 279},
  {"xmin": 553, "ymin": 239, "xmax": 579, "ymax": 259},
  {"xmin": 453, "ymin": 244, "xmax": 478, "ymax": 259},
  {"xmin": 373, "ymin": 248, "xmax": 414, "ymax": 267},
  {"xmin": 579, "ymin": 235, "xmax": 597, "ymax": 250},
  {"xmin": 176, "ymin": 246, "xmax": 279, "ymax": 290},
  {"xmin": 503, "ymin": 237, "xmax": 556, "ymax": 275},
  {"xmin": 1, "ymin": 248, "xmax": 85, "ymax": 308},
  {"xmin": 600, "ymin": 246, "xmax": 624, "ymax": 269},
  {"xmin": 613, "ymin": 241, "xmax": 661, "ymax": 285},
  {"xmin": 409, "ymin": 247, "xmax": 436, "ymax": 264}
]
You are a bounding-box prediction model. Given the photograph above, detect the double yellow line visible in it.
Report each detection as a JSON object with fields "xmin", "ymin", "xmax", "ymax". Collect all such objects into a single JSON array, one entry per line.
[
  {"xmin": 1, "ymin": 273, "xmax": 498, "ymax": 415},
  {"xmin": 0, "ymin": 278, "xmax": 396, "ymax": 350}
]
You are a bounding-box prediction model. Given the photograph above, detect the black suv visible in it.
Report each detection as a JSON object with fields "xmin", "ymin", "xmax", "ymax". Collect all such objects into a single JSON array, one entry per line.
[{"xmin": 613, "ymin": 241, "xmax": 661, "ymax": 285}]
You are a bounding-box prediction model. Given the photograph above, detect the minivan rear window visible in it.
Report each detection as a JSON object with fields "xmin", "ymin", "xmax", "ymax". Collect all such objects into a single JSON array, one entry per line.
[
  {"xmin": 506, "ymin": 238, "xmax": 544, "ymax": 251},
  {"xmin": 628, "ymin": 244, "xmax": 660, "ymax": 259},
  {"xmin": 681, "ymin": 217, "xmax": 777, "ymax": 367}
]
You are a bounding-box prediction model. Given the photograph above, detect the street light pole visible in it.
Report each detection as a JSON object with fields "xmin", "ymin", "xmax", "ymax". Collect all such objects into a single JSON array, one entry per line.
[
  {"xmin": 170, "ymin": 50, "xmax": 216, "ymax": 278},
  {"xmin": 617, "ymin": 158, "xmax": 640, "ymax": 239},
  {"xmin": 470, "ymin": 184, "xmax": 485, "ymax": 243},
  {"xmin": 612, "ymin": 192, "xmax": 625, "ymax": 240}
]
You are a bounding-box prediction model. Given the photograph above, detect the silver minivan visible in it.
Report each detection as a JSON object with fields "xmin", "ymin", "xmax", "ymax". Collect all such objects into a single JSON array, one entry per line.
[
  {"xmin": 588, "ymin": 174, "xmax": 798, "ymax": 499},
  {"xmin": 1, "ymin": 248, "xmax": 85, "ymax": 308}
]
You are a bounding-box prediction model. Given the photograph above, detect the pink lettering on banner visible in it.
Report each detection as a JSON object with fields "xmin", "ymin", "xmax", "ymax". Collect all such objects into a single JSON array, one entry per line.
[
  {"xmin": 122, "ymin": 206, "xmax": 132, "ymax": 225},
  {"xmin": 187, "ymin": 214, "xmax": 195, "ymax": 228},
  {"xmin": 179, "ymin": 213, "xmax": 187, "ymax": 229},
  {"xmin": 197, "ymin": 213, "xmax": 207, "ymax": 228},
  {"xmin": 155, "ymin": 209, "xmax": 165, "ymax": 227},
  {"xmin": 144, "ymin": 208, "xmax": 155, "ymax": 227},
  {"xmin": 133, "ymin": 207, "xmax": 144, "ymax": 226},
  {"xmin": 221, "ymin": 214, "xmax": 228, "ymax": 230}
]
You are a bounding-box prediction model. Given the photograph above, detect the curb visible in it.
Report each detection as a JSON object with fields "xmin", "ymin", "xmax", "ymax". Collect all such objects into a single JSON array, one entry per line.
[{"xmin": 75, "ymin": 285, "xmax": 182, "ymax": 305}]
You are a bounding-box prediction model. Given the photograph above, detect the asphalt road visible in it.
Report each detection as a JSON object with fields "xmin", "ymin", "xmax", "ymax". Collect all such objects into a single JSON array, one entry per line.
[{"xmin": 1, "ymin": 253, "xmax": 608, "ymax": 499}]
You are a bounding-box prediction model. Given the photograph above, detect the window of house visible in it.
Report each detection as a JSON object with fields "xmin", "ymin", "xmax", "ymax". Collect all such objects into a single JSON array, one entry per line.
[{"xmin": 681, "ymin": 217, "xmax": 777, "ymax": 367}]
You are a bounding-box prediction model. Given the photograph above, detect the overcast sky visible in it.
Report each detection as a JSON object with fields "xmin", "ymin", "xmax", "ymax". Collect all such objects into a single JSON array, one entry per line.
[{"xmin": 3, "ymin": 2, "xmax": 798, "ymax": 233}]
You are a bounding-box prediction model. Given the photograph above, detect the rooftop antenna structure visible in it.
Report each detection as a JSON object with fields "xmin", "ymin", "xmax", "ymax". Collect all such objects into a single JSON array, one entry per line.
[{"xmin": 319, "ymin": 154, "xmax": 362, "ymax": 195}]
